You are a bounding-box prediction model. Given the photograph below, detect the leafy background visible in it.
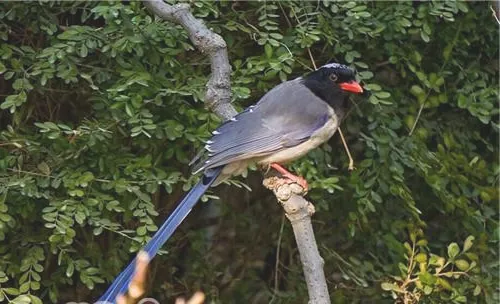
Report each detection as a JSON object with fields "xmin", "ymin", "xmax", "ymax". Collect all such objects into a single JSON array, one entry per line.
[{"xmin": 0, "ymin": 1, "xmax": 498, "ymax": 303}]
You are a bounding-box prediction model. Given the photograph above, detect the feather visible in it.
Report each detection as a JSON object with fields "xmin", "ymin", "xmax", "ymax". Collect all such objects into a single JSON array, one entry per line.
[
  {"xmin": 97, "ymin": 167, "xmax": 222, "ymax": 303},
  {"xmin": 191, "ymin": 78, "xmax": 332, "ymax": 173}
]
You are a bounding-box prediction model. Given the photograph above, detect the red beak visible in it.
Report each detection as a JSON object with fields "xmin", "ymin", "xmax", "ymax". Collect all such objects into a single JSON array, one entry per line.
[{"xmin": 339, "ymin": 81, "xmax": 363, "ymax": 94}]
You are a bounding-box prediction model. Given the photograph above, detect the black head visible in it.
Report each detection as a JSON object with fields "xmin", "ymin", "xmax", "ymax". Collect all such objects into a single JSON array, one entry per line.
[{"xmin": 302, "ymin": 63, "xmax": 363, "ymax": 117}]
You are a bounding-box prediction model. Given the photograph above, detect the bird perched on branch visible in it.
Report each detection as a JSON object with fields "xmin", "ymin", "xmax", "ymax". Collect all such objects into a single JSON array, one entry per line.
[{"xmin": 98, "ymin": 63, "xmax": 364, "ymax": 303}]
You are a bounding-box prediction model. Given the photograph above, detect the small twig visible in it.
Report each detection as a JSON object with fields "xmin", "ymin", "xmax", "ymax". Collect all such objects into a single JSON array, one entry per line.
[
  {"xmin": 5, "ymin": 168, "xmax": 158, "ymax": 184},
  {"xmin": 409, "ymin": 22, "xmax": 462, "ymax": 135},
  {"xmin": 408, "ymin": 90, "xmax": 431, "ymax": 136},
  {"xmin": 374, "ymin": 60, "xmax": 391, "ymax": 68},
  {"xmin": 401, "ymin": 240, "xmax": 417, "ymax": 289},
  {"xmin": 295, "ymin": 58, "xmax": 316, "ymax": 72},
  {"xmin": 270, "ymin": 215, "xmax": 286, "ymax": 303},
  {"xmin": 278, "ymin": 2, "xmax": 292, "ymax": 28},
  {"xmin": 338, "ymin": 129, "xmax": 355, "ymax": 171},
  {"xmin": 491, "ymin": 5, "xmax": 500, "ymax": 24},
  {"xmin": 307, "ymin": 48, "xmax": 318, "ymax": 70}
]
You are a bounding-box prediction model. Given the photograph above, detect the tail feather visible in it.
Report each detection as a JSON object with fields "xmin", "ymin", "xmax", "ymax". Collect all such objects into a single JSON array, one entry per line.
[{"xmin": 97, "ymin": 167, "xmax": 222, "ymax": 303}]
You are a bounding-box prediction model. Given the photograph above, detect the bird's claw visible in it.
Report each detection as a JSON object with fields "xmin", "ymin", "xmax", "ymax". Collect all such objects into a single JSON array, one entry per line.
[
  {"xmin": 279, "ymin": 174, "xmax": 309, "ymax": 192},
  {"xmin": 269, "ymin": 163, "xmax": 309, "ymax": 192}
]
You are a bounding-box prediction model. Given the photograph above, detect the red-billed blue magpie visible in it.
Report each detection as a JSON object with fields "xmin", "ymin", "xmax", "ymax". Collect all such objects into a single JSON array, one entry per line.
[{"xmin": 98, "ymin": 63, "xmax": 363, "ymax": 302}]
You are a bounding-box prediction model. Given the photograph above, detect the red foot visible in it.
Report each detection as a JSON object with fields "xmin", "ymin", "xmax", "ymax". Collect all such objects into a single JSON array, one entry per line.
[{"xmin": 270, "ymin": 163, "xmax": 309, "ymax": 191}]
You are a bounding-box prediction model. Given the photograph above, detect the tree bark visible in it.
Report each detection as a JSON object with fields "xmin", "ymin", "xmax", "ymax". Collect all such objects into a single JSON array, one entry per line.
[
  {"xmin": 263, "ymin": 178, "xmax": 331, "ymax": 304},
  {"xmin": 143, "ymin": 0, "xmax": 236, "ymax": 120},
  {"xmin": 143, "ymin": 1, "xmax": 331, "ymax": 303}
]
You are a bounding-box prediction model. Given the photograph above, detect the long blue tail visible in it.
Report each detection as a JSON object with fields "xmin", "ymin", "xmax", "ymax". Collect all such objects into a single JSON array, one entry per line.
[{"xmin": 97, "ymin": 167, "xmax": 222, "ymax": 303}]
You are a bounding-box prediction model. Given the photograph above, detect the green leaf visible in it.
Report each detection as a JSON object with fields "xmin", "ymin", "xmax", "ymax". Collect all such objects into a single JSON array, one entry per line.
[
  {"xmin": 264, "ymin": 44, "xmax": 273, "ymax": 58},
  {"xmin": 418, "ymin": 272, "xmax": 437, "ymax": 285},
  {"xmin": 358, "ymin": 71, "xmax": 373, "ymax": 79},
  {"xmin": 1, "ymin": 92, "xmax": 27, "ymax": 110},
  {"xmin": 420, "ymin": 31, "xmax": 430, "ymax": 43},
  {"xmin": 375, "ymin": 91, "xmax": 391, "ymax": 99},
  {"xmin": 437, "ymin": 278, "xmax": 452, "ymax": 290},
  {"xmin": 345, "ymin": 52, "xmax": 354, "ymax": 63},
  {"xmin": 416, "ymin": 239, "xmax": 428, "ymax": 247},
  {"xmin": 80, "ymin": 44, "xmax": 88, "ymax": 57},
  {"xmin": 381, "ymin": 282, "xmax": 396, "ymax": 291},
  {"xmin": 473, "ymin": 285, "xmax": 481, "ymax": 296},
  {"xmin": 12, "ymin": 78, "xmax": 33, "ymax": 91},
  {"xmin": 3, "ymin": 288, "xmax": 20, "ymax": 295},
  {"xmin": 434, "ymin": 77, "xmax": 445, "ymax": 87},
  {"xmin": 29, "ymin": 295, "xmax": 43, "ymax": 304},
  {"xmin": 37, "ymin": 162, "xmax": 51, "ymax": 175},
  {"xmin": 454, "ymin": 259, "xmax": 469, "ymax": 271},
  {"xmin": 11, "ymin": 295, "xmax": 31, "ymax": 304},
  {"xmin": 447, "ymin": 242, "xmax": 460, "ymax": 259},
  {"xmin": 410, "ymin": 85, "xmax": 424, "ymax": 97},
  {"xmin": 415, "ymin": 252, "xmax": 427, "ymax": 263},
  {"xmin": 4, "ymin": 71, "xmax": 14, "ymax": 80},
  {"xmin": 463, "ymin": 235, "xmax": 474, "ymax": 252},
  {"xmin": 269, "ymin": 33, "xmax": 283, "ymax": 40},
  {"xmin": 137, "ymin": 226, "xmax": 147, "ymax": 236},
  {"xmin": 365, "ymin": 83, "xmax": 381, "ymax": 91},
  {"xmin": 423, "ymin": 285, "xmax": 433, "ymax": 295},
  {"xmin": 30, "ymin": 281, "xmax": 40, "ymax": 290},
  {"xmin": 19, "ymin": 282, "xmax": 30, "ymax": 293},
  {"xmin": 399, "ymin": 18, "xmax": 411, "ymax": 27}
]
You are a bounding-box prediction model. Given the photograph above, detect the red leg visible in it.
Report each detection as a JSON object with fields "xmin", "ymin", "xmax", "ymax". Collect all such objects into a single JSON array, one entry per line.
[{"xmin": 270, "ymin": 163, "xmax": 308, "ymax": 191}]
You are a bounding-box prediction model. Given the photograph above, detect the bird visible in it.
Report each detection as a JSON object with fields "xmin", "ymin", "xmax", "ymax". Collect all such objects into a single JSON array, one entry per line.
[{"xmin": 97, "ymin": 62, "xmax": 364, "ymax": 303}]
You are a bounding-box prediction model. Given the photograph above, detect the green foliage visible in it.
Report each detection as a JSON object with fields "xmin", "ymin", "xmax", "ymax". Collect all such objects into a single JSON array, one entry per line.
[
  {"xmin": 0, "ymin": 1, "xmax": 497, "ymax": 303},
  {"xmin": 382, "ymin": 230, "xmax": 482, "ymax": 303}
]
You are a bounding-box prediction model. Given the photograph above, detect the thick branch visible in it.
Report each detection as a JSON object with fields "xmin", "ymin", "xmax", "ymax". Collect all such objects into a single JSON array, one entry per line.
[
  {"xmin": 263, "ymin": 177, "xmax": 331, "ymax": 304},
  {"xmin": 143, "ymin": 0, "xmax": 237, "ymax": 120}
]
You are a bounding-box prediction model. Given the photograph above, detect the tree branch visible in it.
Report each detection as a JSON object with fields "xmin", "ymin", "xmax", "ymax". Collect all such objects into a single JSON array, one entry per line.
[
  {"xmin": 143, "ymin": 1, "xmax": 330, "ymax": 303},
  {"xmin": 143, "ymin": 0, "xmax": 237, "ymax": 120},
  {"xmin": 263, "ymin": 177, "xmax": 331, "ymax": 304}
]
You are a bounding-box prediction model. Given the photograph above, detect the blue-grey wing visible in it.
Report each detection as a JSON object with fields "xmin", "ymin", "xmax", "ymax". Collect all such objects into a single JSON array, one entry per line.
[{"xmin": 191, "ymin": 78, "xmax": 330, "ymax": 173}]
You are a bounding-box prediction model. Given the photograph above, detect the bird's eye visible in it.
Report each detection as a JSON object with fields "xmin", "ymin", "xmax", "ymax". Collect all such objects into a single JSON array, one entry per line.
[{"xmin": 329, "ymin": 74, "xmax": 338, "ymax": 82}]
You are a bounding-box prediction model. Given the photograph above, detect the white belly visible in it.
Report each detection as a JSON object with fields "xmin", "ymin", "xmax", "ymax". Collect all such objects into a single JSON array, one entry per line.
[{"xmin": 257, "ymin": 114, "xmax": 339, "ymax": 165}]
